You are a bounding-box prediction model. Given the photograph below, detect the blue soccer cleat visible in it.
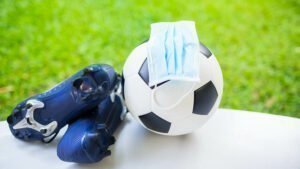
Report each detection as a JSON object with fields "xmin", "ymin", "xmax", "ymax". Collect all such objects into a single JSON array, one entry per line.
[
  {"xmin": 6, "ymin": 64, "xmax": 120, "ymax": 143},
  {"xmin": 57, "ymin": 94, "xmax": 126, "ymax": 163}
]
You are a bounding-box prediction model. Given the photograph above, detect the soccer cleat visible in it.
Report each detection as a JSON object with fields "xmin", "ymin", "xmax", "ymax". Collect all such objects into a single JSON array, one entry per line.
[
  {"xmin": 6, "ymin": 64, "xmax": 119, "ymax": 143},
  {"xmin": 57, "ymin": 94, "xmax": 126, "ymax": 163}
]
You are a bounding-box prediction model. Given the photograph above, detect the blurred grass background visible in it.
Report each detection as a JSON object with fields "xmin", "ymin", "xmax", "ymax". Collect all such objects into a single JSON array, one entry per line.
[{"xmin": 0, "ymin": 0, "xmax": 299, "ymax": 120}]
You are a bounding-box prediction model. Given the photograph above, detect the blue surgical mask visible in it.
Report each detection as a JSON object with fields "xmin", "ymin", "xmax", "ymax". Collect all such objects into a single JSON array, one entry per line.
[{"xmin": 147, "ymin": 21, "xmax": 201, "ymax": 87}]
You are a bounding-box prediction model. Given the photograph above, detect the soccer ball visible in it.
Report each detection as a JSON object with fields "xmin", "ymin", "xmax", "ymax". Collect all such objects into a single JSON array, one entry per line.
[{"xmin": 122, "ymin": 41, "xmax": 223, "ymax": 135}]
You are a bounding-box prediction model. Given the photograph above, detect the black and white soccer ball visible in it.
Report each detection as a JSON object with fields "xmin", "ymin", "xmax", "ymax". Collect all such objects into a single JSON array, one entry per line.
[{"xmin": 122, "ymin": 41, "xmax": 223, "ymax": 135}]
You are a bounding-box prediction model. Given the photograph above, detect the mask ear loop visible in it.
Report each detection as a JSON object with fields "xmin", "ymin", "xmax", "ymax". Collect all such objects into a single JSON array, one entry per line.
[{"xmin": 150, "ymin": 82, "xmax": 197, "ymax": 110}]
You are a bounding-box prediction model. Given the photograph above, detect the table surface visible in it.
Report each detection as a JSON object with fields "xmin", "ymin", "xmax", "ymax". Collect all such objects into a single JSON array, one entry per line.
[{"xmin": 0, "ymin": 109, "xmax": 300, "ymax": 169}]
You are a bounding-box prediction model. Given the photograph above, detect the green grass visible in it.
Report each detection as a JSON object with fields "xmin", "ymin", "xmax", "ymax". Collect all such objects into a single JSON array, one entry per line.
[{"xmin": 0, "ymin": 0, "xmax": 299, "ymax": 120}]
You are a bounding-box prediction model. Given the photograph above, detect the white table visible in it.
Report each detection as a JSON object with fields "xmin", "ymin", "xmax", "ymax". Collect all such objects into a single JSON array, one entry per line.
[{"xmin": 1, "ymin": 109, "xmax": 300, "ymax": 169}]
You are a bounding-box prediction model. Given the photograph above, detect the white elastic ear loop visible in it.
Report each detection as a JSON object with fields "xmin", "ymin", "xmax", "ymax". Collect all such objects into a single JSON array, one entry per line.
[{"xmin": 150, "ymin": 82, "xmax": 197, "ymax": 110}]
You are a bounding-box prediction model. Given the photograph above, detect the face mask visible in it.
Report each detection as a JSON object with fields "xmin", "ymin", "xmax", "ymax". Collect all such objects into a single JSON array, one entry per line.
[{"xmin": 147, "ymin": 21, "xmax": 201, "ymax": 87}]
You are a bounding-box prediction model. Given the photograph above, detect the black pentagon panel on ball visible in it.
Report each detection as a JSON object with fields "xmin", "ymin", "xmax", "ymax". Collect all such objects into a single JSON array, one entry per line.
[
  {"xmin": 139, "ymin": 112, "xmax": 171, "ymax": 133},
  {"xmin": 192, "ymin": 81, "xmax": 218, "ymax": 115},
  {"xmin": 139, "ymin": 58, "xmax": 169, "ymax": 89},
  {"xmin": 199, "ymin": 42, "xmax": 212, "ymax": 58},
  {"xmin": 138, "ymin": 58, "xmax": 150, "ymax": 85}
]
